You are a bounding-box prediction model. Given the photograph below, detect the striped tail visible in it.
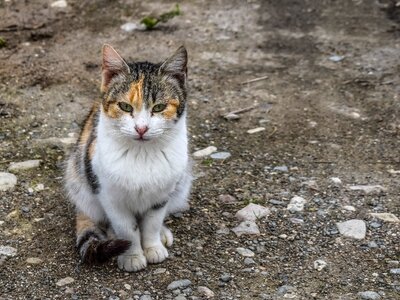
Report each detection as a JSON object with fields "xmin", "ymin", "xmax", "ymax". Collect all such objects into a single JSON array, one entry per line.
[{"xmin": 76, "ymin": 212, "xmax": 131, "ymax": 264}]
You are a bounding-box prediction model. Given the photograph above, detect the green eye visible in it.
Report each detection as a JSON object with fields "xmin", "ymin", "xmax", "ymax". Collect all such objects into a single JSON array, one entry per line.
[
  {"xmin": 118, "ymin": 102, "xmax": 133, "ymax": 112},
  {"xmin": 152, "ymin": 103, "xmax": 167, "ymax": 113}
]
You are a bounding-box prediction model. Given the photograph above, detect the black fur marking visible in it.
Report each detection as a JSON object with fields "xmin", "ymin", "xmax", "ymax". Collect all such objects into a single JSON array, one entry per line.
[
  {"xmin": 77, "ymin": 230, "xmax": 100, "ymax": 249},
  {"xmin": 151, "ymin": 200, "xmax": 168, "ymax": 210},
  {"xmin": 81, "ymin": 239, "xmax": 131, "ymax": 264},
  {"xmin": 84, "ymin": 110, "xmax": 100, "ymax": 194}
]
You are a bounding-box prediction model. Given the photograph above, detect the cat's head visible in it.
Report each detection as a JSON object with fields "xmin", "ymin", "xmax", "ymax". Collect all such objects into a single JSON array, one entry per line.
[{"xmin": 100, "ymin": 44, "xmax": 187, "ymax": 142}]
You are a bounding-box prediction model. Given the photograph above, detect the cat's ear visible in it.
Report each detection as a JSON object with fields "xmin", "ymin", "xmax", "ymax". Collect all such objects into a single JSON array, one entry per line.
[
  {"xmin": 159, "ymin": 46, "xmax": 187, "ymax": 82},
  {"xmin": 101, "ymin": 44, "xmax": 130, "ymax": 93}
]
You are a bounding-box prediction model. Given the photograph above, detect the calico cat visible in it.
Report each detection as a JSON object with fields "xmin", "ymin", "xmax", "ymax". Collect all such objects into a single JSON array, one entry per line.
[{"xmin": 65, "ymin": 44, "xmax": 191, "ymax": 272}]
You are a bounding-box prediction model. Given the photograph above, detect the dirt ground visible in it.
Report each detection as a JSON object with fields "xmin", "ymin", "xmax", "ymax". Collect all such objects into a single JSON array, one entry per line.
[{"xmin": 1, "ymin": 0, "xmax": 400, "ymax": 299}]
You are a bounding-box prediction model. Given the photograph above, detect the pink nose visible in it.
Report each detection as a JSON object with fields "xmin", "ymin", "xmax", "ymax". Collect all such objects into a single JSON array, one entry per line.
[{"xmin": 135, "ymin": 126, "xmax": 148, "ymax": 137}]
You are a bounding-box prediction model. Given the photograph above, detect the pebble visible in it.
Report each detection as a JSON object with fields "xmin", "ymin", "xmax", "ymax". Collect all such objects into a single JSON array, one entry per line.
[
  {"xmin": 0, "ymin": 172, "xmax": 18, "ymax": 191},
  {"xmin": 370, "ymin": 213, "xmax": 399, "ymax": 223},
  {"xmin": 236, "ymin": 247, "xmax": 255, "ymax": 257},
  {"xmin": 121, "ymin": 22, "xmax": 144, "ymax": 32},
  {"xmin": 192, "ymin": 146, "xmax": 217, "ymax": 158},
  {"xmin": 348, "ymin": 185, "xmax": 386, "ymax": 194},
  {"xmin": 287, "ymin": 196, "xmax": 307, "ymax": 213},
  {"xmin": 8, "ymin": 160, "xmax": 41, "ymax": 172},
  {"xmin": 197, "ymin": 286, "xmax": 215, "ymax": 298},
  {"xmin": 235, "ymin": 203, "xmax": 270, "ymax": 221},
  {"xmin": 313, "ymin": 259, "xmax": 327, "ymax": 271},
  {"xmin": 390, "ymin": 268, "xmax": 400, "ymax": 275},
  {"xmin": 232, "ymin": 221, "xmax": 260, "ymax": 237},
  {"xmin": 244, "ymin": 258, "xmax": 256, "ymax": 265},
  {"xmin": 153, "ymin": 268, "xmax": 166, "ymax": 275},
  {"xmin": 210, "ymin": 152, "xmax": 231, "ymax": 160},
  {"xmin": 336, "ymin": 219, "xmax": 366, "ymax": 240},
  {"xmin": 167, "ymin": 279, "xmax": 191, "ymax": 290},
  {"xmin": 0, "ymin": 245, "xmax": 17, "ymax": 257},
  {"xmin": 26, "ymin": 257, "xmax": 43, "ymax": 264},
  {"xmin": 56, "ymin": 277, "xmax": 75, "ymax": 287},
  {"xmin": 369, "ymin": 221, "xmax": 382, "ymax": 229},
  {"xmin": 139, "ymin": 295, "xmax": 153, "ymax": 300},
  {"xmin": 343, "ymin": 205, "xmax": 356, "ymax": 211},
  {"xmin": 330, "ymin": 177, "xmax": 342, "ymax": 185},
  {"xmin": 301, "ymin": 180, "xmax": 318, "ymax": 190},
  {"xmin": 273, "ymin": 165, "xmax": 288, "ymax": 172},
  {"xmin": 33, "ymin": 137, "xmax": 77, "ymax": 150},
  {"xmin": 329, "ymin": 55, "xmax": 345, "ymax": 62},
  {"xmin": 51, "ymin": 0, "xmax": 67, "ymax": 8},
  {"xmin": 219, "ymin": 274, "xmax": 231, "ymax": 282},
  {"xmin": 124, "ymin": 284, "xmax": 131, "ymax": 290},
  {"xmin": 276, "ymin": 285, "xmax": 297, "ymax": 297},
  {"xmin": 224, "ymin": 113, "xmax": 240, "ymax": 120},
  {"xmin": 247, "ymin": 127, "xmax": 265, "ymax": 134},
  {"xmin": 289, "ymin": 218, "xmax": 304, "ymax": 224},
  {"xmin": 174, "ymin": 296, "xmax": 186, "ymax": 300},
  {"xmin": 34, "ymin": 183, "xmax": 45, "ymax": 191},
  {"xmin": 357, "ymin": 291, "xmax": 381, "ymax": 300},
  {"xmin": 368, "ymin": 241, "xmax": 378, "ymax": 248},
  {"xmin": 269, "ymin": 199, "xmax": 285, "ymax": 206},
  {"xmin": 218, "ymin": 194, "xmax": 237, "ymax": 204}
]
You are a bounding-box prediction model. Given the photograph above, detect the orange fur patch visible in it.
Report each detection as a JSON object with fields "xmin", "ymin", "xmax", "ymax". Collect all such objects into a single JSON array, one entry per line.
[
  {"xmin": 88, "ymin": 138, "xmax": 96, "ymax": 160},
  {"xmin": 163, "ymin": 99, "xmax": 180, "ymax": 120},
  {"xmin": 127, "ymin": 76, "xmax": 144, "ymax": 111},
  {"xmin": 103, "ymin": 102, "xmax": 123, "ymax": 119},
  {"xmin": 76, "ymin": 212, "xmax": 95, "ymax": 235}
]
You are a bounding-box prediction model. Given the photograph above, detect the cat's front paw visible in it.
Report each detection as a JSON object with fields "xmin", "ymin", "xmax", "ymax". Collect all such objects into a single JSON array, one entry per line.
[
  {"xmin": 160, "ymin": 225, "xmax": 173, "ymax": 247},
  {"xmin": 144, "ymin": 244, "xmax": 168, "ymax": 264},
  {"xmin": 117, "ymin": 253, "xmax": 147, "ymax": 272}
]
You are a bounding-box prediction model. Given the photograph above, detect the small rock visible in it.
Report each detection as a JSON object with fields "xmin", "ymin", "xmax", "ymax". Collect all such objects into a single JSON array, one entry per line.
[
  {"xmin": 34, "ymin": 183, "xmax": 45, "ymax": 191},
  {"xmin": 247, "ymin": 127, "xmax": 265, "ymax": 134},
  {"xmin": 313, "ymin": 259, "xmax": 327, "ymax": 271},
  {"xmin": 167, "ymin": 279, "xmax": 191, "ymax": 290},
  {"xmin": 0, "ymin": 221, "xmax": 4, "ymax": 226},
  {"xmin": 301, "ymin": 180, "xmax": 318, "ymax": 190},
  {"xmin": 269, "ymin": 199, "xmax": 285, "ymax": 206},
  {"xmin": 343, "ymin": 205, "xmax": 356, "ymax": 211},
  {"xmin": 224, "ymin": 113, "xmax": 240, "ymax": 120},
  {"xmin": 330, "ymin": 177, "xmax": 342, "ymax": 185},
  {"xmin": 218, "ymin": 194, "xmax": 237, "ymax": 204},
  {"xmin": 153, "ymin": 268, "xmax": 166, "ymax": 275},
  {"xmin": 56, "ymin": 277, "xmax": 75, "ymax": 287},
  {"xmin": 8, "ymin": 160, "xmax": 41, "ymax": 172},
  {"xmin": 33, "ymin": 137, "xmax": 77, "ymax": 150},
  {"xmin": 121, "ymin": 22, "xmax": 141, "ymax": 32},
  {"xmin": 51, "ymin": 0, "xmax": 67, "ymax": 8},
  {"xmin": 289, "ymin": 218, "xmax": 304, "ymax": 224},
  {"xmin": 235, "ymin": 203, "xmax": 270, "ymax": 221},
  {"xmin": 279, "ymin": 234, "xmax": 288, "ymax": 239},
  {"xmin": 139, "ymin": 295, "xmax": 152, "ymax": 300},
  {"xmin": 236, "ymin": 247, "xmax": 255, "ymax": 257},
  {"xmin": 197, "ymin": 286, "xmax": 214, "ymax": 298},
  {"xmin": 336, "ymin": 219, "xmax": 366, "ymax": 240},
  {"xmin": 216, "ymin": 227, "xmax": 230, "ymax": 235},
  {"xmin": 287, "ymin": 196, "xmax": 307, "ymax": 213},
  {"xmin": 244, "ymin": 258, "xmax": 256, "ymax": 265},
  {"xmin": 174, "ymin": 296, "xmax": 186, "ymax": 300},
  {"xmin": 0, "ymin": 172, "xmax": 17, "ymax": 191},
  {"xmin": 357, "ymin": 291, "xmax": 381, "ymax": 300},
  {"xmin": 273, "ymin": 165, "xmax": 288, "ymax": 172},
  {"xmin": 348, "ymin": 185, "xmax": 386, "ymax": 194},
  {"xmin": 369, "ymin": 221, "xmax": 382, "ymax": 229},
  {"xmin": 0, "ymin": 245, "xmax": 17, "ymax": 257},
  {"xmin": 192, "ymin": 146, "xmax": 217, "ymax": 158},
  {"xmin": 370, "ymin": 213, "xmax": 399, "ymax": 223},
  {"xmin": 368, "ymin": 241, "xmax": 378, "ymax": 248},
  {"xmin": 210, "ymin": 152, "xmax": 231, "ymax": 160},
  {"xmin": 276, "ymin": 285, "xmax": 297, "ymax": 297},
  {"xmin": 388, "ymin": 169, "xmax": 400, "ymax": 175},
  {"xmin": 390, "ymin": 268, "xmax": 400, "ymax": 275},
  {"xmin": 232, "ymin": 221, "xmax": 260, "ymax": 237},
  {"xmin": 26, "ymin": 257, "xmax": 43, "ymax": 264},
  {"xmin": 219, "ymin": 274, "xmax": 231, "ymax": 282},
  {"xmin": 329, "ymin": 55, "xmax": 345, "ymax": 62},
  {"xmin": 124, "ymin": 284, "xmax": 131, "ymax": 290}
]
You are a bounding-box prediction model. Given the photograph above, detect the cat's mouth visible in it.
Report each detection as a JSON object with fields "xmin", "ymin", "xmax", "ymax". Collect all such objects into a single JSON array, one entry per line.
[{"xmin": 134, "ymin": 136, "xmax": 150, "ymax": 142}]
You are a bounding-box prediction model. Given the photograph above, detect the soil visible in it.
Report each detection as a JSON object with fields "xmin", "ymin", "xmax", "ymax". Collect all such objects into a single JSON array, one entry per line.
[{"xmin": 0, "ymin": 0, "xmax": 399, "ymax": 299}]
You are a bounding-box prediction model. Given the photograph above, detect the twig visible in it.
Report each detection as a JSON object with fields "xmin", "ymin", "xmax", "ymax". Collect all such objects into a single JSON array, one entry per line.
[
  {"xmin": 241, "ymin": 75, "xmax": 269, "ymax": 85},
  {"xmin": 228, "ymin": 104, "xmax": 258, "ymax": 115}
]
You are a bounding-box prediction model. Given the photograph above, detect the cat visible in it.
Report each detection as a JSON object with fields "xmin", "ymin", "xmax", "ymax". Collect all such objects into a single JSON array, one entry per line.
[{"xmin": 65, "ymin": 44, "xmax": 192, "ymax": 272}]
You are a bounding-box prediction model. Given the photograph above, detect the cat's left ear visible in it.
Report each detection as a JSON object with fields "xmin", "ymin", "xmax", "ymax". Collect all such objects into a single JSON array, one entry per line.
[
  {"xmin": 101, "ymin": 44, "xmax": 130, "ymax": 93},
  {"xmin": 159, "ymin": 46, "xmax": 187, "ymax": 83}
]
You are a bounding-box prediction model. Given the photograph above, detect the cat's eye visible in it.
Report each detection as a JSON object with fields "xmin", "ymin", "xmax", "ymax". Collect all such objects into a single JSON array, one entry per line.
[
  {"xmin": 152, "ymin": 103, "xmax": 167, "ymax": 113},
  {"xmin": 118, "ymin": 102, "xmax": 133, "ymax": 113}
]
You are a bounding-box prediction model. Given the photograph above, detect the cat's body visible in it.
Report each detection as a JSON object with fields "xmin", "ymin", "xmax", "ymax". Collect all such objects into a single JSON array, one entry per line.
[{"xmin": 65, "ymin": 45, "xmax": 191, "ymax": 272}]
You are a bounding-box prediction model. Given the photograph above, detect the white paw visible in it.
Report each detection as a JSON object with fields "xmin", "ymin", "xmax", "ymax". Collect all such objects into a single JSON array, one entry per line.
[
  {"xmin": 160, "ymin": 225, "xmax": 174, "ymax": 247},
  {"xmin": 144, "ymin": 244, "xmax": 169, "ymax": 264},
  {"xmin": 117, "ymin": 252, "xmax": 147, "ymax": 272}
]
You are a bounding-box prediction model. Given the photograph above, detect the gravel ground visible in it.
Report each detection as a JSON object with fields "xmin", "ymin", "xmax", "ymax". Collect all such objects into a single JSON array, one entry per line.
[{"xmin": 0, "ymin": 0, "xmax": 399, "ymax": 299}]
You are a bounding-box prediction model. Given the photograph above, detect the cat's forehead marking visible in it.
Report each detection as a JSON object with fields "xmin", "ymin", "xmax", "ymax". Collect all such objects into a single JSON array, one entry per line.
[
  {"xmin": 127, "ymin": 76, "xmax": 144, "ymax": 111},
  {"xmin": 163, "ymin": 99, "xmax": 180, "ymax": 120}
]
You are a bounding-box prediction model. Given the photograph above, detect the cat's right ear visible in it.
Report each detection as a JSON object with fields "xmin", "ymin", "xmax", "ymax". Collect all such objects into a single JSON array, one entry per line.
[{"xmin": 101, "ymin": 44, "xmax": 130, "ymax": 93}]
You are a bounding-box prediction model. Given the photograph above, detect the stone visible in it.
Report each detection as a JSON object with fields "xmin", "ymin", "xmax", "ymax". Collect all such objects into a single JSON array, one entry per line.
[
  {"xmin": 329, "ymin": 55, "xmax": 344, "ymax": 62},
  {"xmin": 235, "ymin": 203, "xmax": 270, "ymax": 221},
  {"xmin": 51, "ymin": 0, "xmax": 67, "ymax": 8},
  {"xmin": 301, "ymin": 180, "xmax": 318, "ymax": 190},
  {"xmin": 0, "ymin": 172, "xmax": 17, "ymax": 191},
  {"xmin": 219, "ymin": 274, "xmax": 231, "ymax": 282},
  {"xmin": 121, "ymin": 22, "xmax": 142, "ymax": 32},
  {"xmin": 174, "ymin": 296, "xmax": 186, "ymax": 300},
  {"xmin": 348, "ymin": 185, "xmax": 386, "ymax": 194},
  {"xmin": 34, "ymin": 183, "xmax": 45, "ymax": 191},
  {"xmin": 8, "ymin": 160, "xmax": 41, "ymax": 172},
  {"xmin": 224, "ymin": 113, "xmax": 240, "ymax": 120},
  {"xmin": 247, "ymin": 127, "xmax": 265, "ymax": 134},
  {"xmin": 390, "ymin": 268, "xmax": 400, "ymax": 275},
  {"xmin": 357, "ymin": 291, "xmax": 381, "ymax": 300},
  {"xmin": 313, "ymin": 259, "xmax": 327, "ymax": 271},
  {"xmin": 33, "ymin": 137, "xmax": 77, "ymax": 150},
  {"xmin": 236, "ymin": 247, "xmax": 255, "ymax": 257},
  {"xmin": 330, "ymin": 177, "xmax": 342, "ymax": 185},
  {"xmin": 197, "ymin": 286, "xmax": 214, "ymax": 298},
  {"xmin": 273, "ymin": 166, "xmax": 288, "ymax": 172},
  {"xmin": 244, "ymin": 258, "xmax": 256, "ymax": 265},
  {"xmin": 343, "ymin": 205, "xmax": 356, "ymax": 211},
  {"xmin": 139, "ymin": 295, "xmax": 152, "ymax": 300},
  {"xmin": 210, "ymin": 152, "xmax": 231, "ymax": 160},
  {"xmin": 370, "ymin": 213, "xmax": 399, "ymax": 223},
  {"xmin": 153, "ymin": 268, "xmax": 166, "ymax": 275},
  {"xmin": 167, "ymin": 279, "xmax": 191, "ymax": 290},
  {"xmin": 56, "ymin": 277, "xmax": 75, "ymax": 287},
  {"xmin": 276, "ymin": 285, "xmax": 297, "ymax": 297},
  {"xmin": 336, "ymin": 219, "xmax": 366, "ymax": 240},
  {"xmin": 218, "ymin": 194, "xmax": 237, "ymax": 204},
  {"xmin": 232, "ymin": 221, "xmax": 260, "ymax": 237},
  {"xmin": 192, "ymin": 146, "xmax": 217, "ymax": 158},
  {"xmin": 0, "ymin": 245, "xmax": 17, "ymax": 257},
  {"xmin": 287, "ymin": 196, "xmax": 307, "ymax": 213},
  {"xmin": 26, "ymin": 257, "xmax": 43, "ymax": 264}
]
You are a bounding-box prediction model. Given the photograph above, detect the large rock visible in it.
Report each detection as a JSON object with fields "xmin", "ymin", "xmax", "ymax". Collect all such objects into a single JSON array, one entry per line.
[
  {"xmin": 336, "ymin": 219, "xmax": 366, "ymax": 240},
  {"xmin": 0, "ymin": 172, "xmax": 17, "ymax": 191},
  {"xmin": 232, "ymin": 221, "xmax": 260, "ymax": 237},
  {"xmin": 235, "ymin": 203, "xmax": 270, "ymax": 221},
  {"xmin": 8, "ymin": 160, "xmax": 41, "ymax": 172}
]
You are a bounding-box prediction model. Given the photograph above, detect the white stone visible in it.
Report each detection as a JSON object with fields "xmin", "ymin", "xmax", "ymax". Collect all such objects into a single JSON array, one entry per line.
[
  {"xmin": 26, "ymin": 257, "xmax": 43, "ymax": 264},
  {"xmin": 210, "ymin": 152, "xmax": 231, "ymax": 160},
  {"xmin": 313, "ymin": 259, "xmax": 327, "ymax": 271},
  {"xmin": 56, "ymin": 277, "xmax": 75, "ymax": 287},
  {"xmin": 330, "ymin": 177, "xmax": 342, "ymax": 185},
  {"xmin": 235, "ymin": 247, "xmax": 255, "ymax": 257},
  {"xmin": 121, "ymin": 22, "xmax": 139, "ymax": 32},
  {"xmin": 0, "ymin": 172, "xmax": 17, "ymax": 191},
  {"xmin": 348, "ymin": 185, "xmax": 386, "ymax": 194},
  {"xmin": 51, "ymin": 0, "xmax": 67, "ymax": 8},
  {"xmin": 33, "ymin": 183, "xmax": 45, "ymax": 192},
  {"xmin": 224, "ymin": 113, "xmax": 240, "ymax": 120},
  {"xmin": 232, "ymin": 221, "xmax": 260, "ymax": 237},
  {"xmin": 343, "ymin": 205, "xmax": 356, "ymax": 212},
  {"xmin": 235, "ymin": 203, "xmax": 270, "ymax": 221},
  {"xmin": 247, "ymin": 127, "xmax": 265, "ymax": 134},
  {"xmin": 358, "ymin": 291, "xmax": 381, "ymax": 300},
  {"xmin": 370, "ymin": 213, "xmax": 399, "ymax": 223},
  {"xmin": 192, "ymin": 146, "xmax": 217, "ymax": 158},
  {"xmin": 167, "ymin": 279, "xmax": 191, "ymax": 290},
  {"xmin": 287, "ymin": 196, "xmax": 307, "ymax": 213},
  {"xmin": 197, "ymin": 286, "xmax": 215, "ymax": 298},
  {"xmin": 0, "ymin": 245, "xmax": 17, "ymax": 257},
  {"xmin": 8, "ymin": 160, "xmax": 41, "ymax": 172},
  {"xmin": 124, "ymin": 283, "xmax": 131, "ymax": 290},
  {"xmin": 336, "ymin": 219, "xmax": 366, "ymax": 240}
]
